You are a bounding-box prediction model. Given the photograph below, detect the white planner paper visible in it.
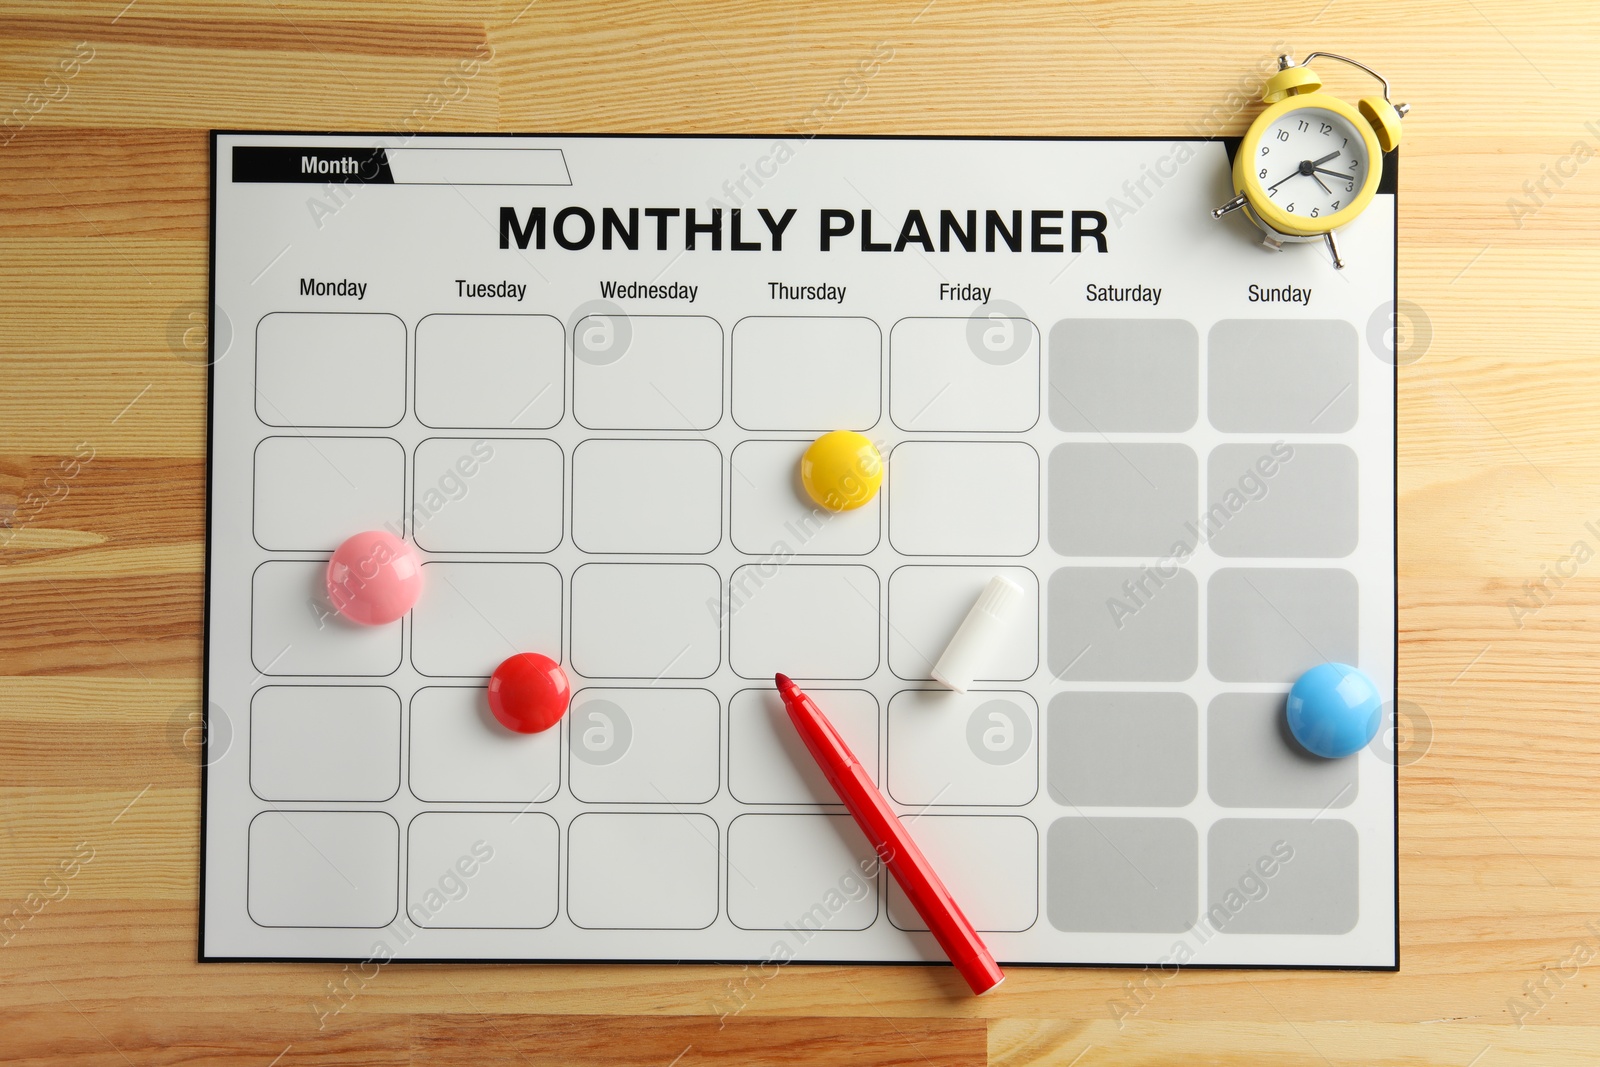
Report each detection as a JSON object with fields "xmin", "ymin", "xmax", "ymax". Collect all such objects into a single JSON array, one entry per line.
[{"xmin": 204, "ymin": 132, "xmax": 1397, "ymax": 969}]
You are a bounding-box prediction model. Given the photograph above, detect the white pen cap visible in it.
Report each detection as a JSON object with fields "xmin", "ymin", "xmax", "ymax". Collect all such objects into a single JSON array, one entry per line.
[{"xmin": 930, "ymin": 574, "xmax": 1026, "ymax": 693}]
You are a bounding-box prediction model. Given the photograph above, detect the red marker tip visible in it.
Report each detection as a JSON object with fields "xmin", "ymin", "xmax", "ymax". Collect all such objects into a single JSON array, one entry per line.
[{"xmin": 774, "ymin": 672, "xmax": 796, "ymax": 693}]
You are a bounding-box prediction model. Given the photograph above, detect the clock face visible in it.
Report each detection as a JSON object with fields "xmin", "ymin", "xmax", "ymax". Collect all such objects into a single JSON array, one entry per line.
[{"xmin": 1250, "ymin": 106, "xmax": 1370, "ymax": 222}]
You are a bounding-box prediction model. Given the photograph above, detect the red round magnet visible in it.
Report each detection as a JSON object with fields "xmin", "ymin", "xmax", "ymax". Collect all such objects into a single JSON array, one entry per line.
[{"xmin": 487, "ymin": 652, "xmax": 570, "ymax": 734}]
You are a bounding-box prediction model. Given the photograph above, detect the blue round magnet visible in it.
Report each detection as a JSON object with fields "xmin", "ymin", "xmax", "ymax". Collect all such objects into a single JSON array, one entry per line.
[{"xmin": 1286, "ymin": 663, "xmax": 1382, "ymax": 759}]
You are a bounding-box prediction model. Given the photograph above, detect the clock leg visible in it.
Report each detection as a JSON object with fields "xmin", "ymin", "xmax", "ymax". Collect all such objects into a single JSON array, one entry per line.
[
  {"xmin": 1324, "ymin": 230, "xmax": 1346, "ymax": 269},
  {"xmin": 1211, "ymin": 194, "xmax": 1248, "ymax": 219},
  {"xmin": 1261, "ymin": 233, "xmax": 1283, "ymax": 253}
]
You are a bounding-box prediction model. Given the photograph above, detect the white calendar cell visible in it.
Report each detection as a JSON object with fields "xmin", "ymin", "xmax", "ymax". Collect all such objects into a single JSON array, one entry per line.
[
  {"xmin": 247, "ymin": 810, "xmax": 398, "ymax": 927},
  {"xmin": 888, "ymin": 566, "xmax": 1039, "ymax": 681},
  {"xmin": 573, "ymin": 314, "xmax": 723, "ymax": 430},
  {"xmin": 415, "ymin": 313, "xmax": 564, "ymax": 429},
  {"xmin": 888, "ymin": 442, "xmax": 1039, "ymax": 556},
  {"xmin": 572, "ymin": 439, "xmax": 721, "ymax": 554},
  {"xmin": 567, "ymin": 813, "xmax": 720, "ymax": 929},
  {"xmin": 250, "ymin": 686, "xmax": 400, "ymax": 802},
  {"xmin": 411, "ymin": 438, "xmax": 562, "ymax": 553},
  {"xmin": 728, "ymin": 564, "xmax": 879, "ymax": 680},
  {"xmin": 887, "ymin": 689, "xmax": 1039, "ymax": 806},
  {"xmin": 887, "ymin": 816, "xmax": 1038, "ymax": 933},
  {"xmin": 728, "ymin": 688, "xmax": 878, "ymax": 804},
  {"xmin": 409, "ymin": 686, "xmax": 561, "ymax": 803},
  {"xmin": 568, "ymin": 688, "xmax": 720, "ymax": 804},
  {"xmin": 730, "ymin": 440, "xmax": 880, "ymax": 556},
  {"xmin": 889, "ymin": 316, "xmax": 1040, "ymax": 431},
  {"xmin": 253, "ymin": 436, "xmax": 403, "ymax": 551},
  {"xmin": 731, "ymin": 317, "xmax": 881, "ymax": 430},
  {"xmin": 727, "ymin": 814, "xmax": 878, "ymax": 931},
  {"xmin": 251, "ymin": 560, "xmax": 401, "ymax": 677},
  {"xmin": 406, "ymin": 812, "xmax": 559, "ymax": 929},
  {"xmin": 256, "ymin": 312, "xmax": 405, "ymax": 428},
  {"xmin": 410, "ymin": 562, "xmax": 562, "ymax": 678},
  {"xmin": 570, "ymin": 564, "xmax": 721, "ymax": 679}
]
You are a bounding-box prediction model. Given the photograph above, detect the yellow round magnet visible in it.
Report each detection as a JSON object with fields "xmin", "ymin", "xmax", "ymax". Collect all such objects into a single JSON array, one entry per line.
[{"xmin": 800, "ymin": 431, "xmax": 882, "ymax": 511}]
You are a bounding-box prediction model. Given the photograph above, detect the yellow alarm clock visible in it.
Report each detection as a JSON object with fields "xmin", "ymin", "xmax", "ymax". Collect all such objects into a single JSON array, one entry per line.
[{"xmin": 1212, "ymin": 53, "xmax": 1408, "ymax": 269}]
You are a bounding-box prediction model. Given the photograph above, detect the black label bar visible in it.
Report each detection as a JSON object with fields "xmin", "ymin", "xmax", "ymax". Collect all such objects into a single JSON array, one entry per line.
[{"xmin": 232, "ymin": 146, "xmax": 394, "ymax": 184}]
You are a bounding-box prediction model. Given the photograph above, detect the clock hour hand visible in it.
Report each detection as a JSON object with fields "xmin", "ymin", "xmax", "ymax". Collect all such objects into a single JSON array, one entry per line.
[{"xmin": 1309, "ymin": 151, "xmax": 1340, "ymax": 167}]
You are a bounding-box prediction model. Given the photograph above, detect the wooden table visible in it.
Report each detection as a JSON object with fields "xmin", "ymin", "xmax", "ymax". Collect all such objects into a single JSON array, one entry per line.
[{"xmin": 2, "ymin": 2, "xmax": 1596, "ymax": 1063}]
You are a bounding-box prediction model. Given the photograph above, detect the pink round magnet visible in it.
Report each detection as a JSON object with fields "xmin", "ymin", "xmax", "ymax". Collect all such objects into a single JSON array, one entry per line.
[{"xmin": 325, "ymin": 530, "xmax": 423, "ymax": 626}]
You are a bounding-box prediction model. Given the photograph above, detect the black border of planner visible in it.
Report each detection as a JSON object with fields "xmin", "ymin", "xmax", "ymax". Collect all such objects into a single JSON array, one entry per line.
[{"xmin": 200, "ymin": 130, "xmax": 1401, "ymax": 973}]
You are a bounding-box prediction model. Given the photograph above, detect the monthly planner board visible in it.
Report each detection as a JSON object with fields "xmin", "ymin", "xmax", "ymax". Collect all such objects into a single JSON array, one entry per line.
[{"xmin": 203, "ymin": 132, "xmax": 1397, "ymax": 969}]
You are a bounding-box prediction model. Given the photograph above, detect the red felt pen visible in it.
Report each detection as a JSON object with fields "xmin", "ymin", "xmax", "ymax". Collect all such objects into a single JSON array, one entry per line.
[{"xmin": 775, "ymin": 673, "xmax": 1005, "ymax": 995}]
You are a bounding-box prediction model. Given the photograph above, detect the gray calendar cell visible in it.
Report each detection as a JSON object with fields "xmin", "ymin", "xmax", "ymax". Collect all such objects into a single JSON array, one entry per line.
[
  {"xmin": 1046, "ymin": 816, "xmax": 1198, "ymax": 933},
  {"xmin": 1207, "ymin": 693, "xmax": 1359, "ymax": 808},
  {"xmin": 1048, "ymin": 319, "xmax": 1199, "ymax": 432},
  {"xmin": 1047, "ymin": 692, "xmax": 1198, "ymax": 807},
  {"xmin": 1208, "ymin": 319, "xmax": 1358, "ymax": 433},
  {"xmin": 1207, "ymin": 818, "xmax": 1358, "ymax": 935},
  {"xmin": 1207, "ymin": 443, "xmax": 1358, "ymax": 558},
  {"xmin": 1048, "ymin": 567, "xmax": 1198, "ymax": 681},
  {"xmin": 1049, "ymin": 443, "xmax": 1198, "ymax": 556},
  {"xmin": 1207, "ymin": 568, "xmax": 1358, "ymax": 683}
]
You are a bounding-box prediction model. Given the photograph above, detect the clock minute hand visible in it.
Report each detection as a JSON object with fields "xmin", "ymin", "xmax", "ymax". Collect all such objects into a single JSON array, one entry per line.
[
  {"xmin": 1314, "ymin": 167, "xmax": 1353, "ymax": 180},
  {"xmin": 1268, "ymin": 149, "xmax": 1342, "ymax": 193}
]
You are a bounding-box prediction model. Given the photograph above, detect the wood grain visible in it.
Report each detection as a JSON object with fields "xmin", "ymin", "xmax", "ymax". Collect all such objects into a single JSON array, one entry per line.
[{"xmin": 3, "ymin": 0, "xmax": 1600, "ymax": 1063}]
